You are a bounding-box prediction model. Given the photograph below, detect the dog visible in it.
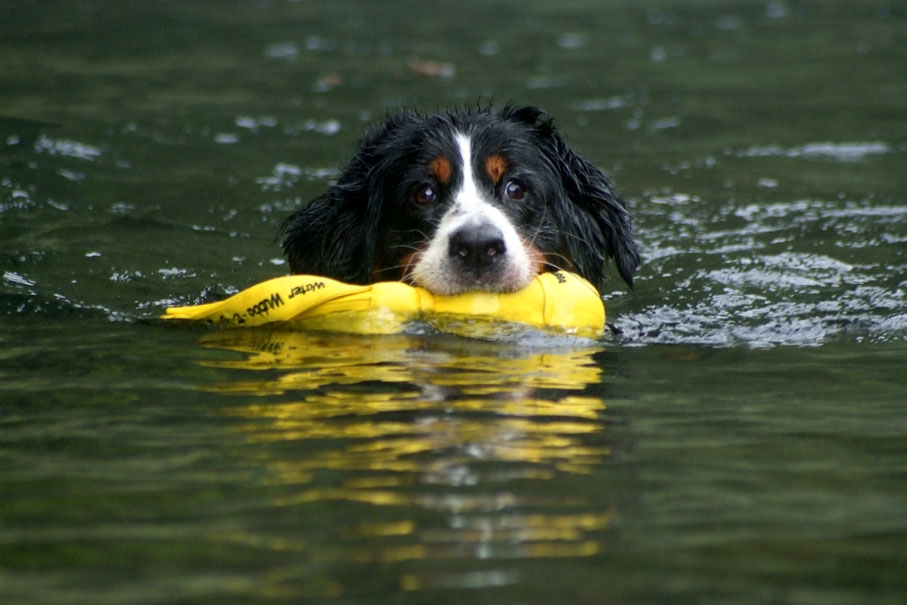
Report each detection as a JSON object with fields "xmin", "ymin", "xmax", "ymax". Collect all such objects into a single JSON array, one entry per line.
[{"xmin": 280, "ymin": 105, "xmax": 639, "ymax": 296}]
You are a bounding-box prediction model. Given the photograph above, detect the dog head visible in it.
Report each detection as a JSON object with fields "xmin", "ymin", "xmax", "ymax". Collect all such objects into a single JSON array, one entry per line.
[{"xmin": 281, "ymin": 105, "xmax": 639, "ymax": 295}]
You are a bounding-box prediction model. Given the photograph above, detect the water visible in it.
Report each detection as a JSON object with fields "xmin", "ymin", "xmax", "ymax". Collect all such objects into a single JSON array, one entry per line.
[{"xmin": 2, "ymin": 1, "xmax": 905, "ymax": 602}]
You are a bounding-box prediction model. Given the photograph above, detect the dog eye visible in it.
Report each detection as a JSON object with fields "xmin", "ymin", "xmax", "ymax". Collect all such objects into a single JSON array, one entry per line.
[
  {"xmin": 414, "ymin": 184, "xmax": 437, "ymax": 204},
  {"xmin": 503, "ymin": 180, "xmax": 526, "ymax": 201}
]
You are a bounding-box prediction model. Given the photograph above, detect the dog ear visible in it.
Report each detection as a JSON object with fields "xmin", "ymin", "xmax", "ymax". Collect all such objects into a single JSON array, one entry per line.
[
  {"xmin": 554, "ymin": 140, "xmax": 640, "ymax": 287},
  {"xmin": 281, "ymin": 112, "xmax": 422, "ymax": 282},
  {"xmin": 520, "ymin": 111, "xmax": 639, "ymax": 288},
  {"xmin": 279, "ymin": 180, "xmax": 377, "ymax": 283}
]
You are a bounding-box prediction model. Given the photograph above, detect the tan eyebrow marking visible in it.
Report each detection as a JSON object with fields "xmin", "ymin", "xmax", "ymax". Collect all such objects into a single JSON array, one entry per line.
[
  {"xmin": 485, "ymin": 154, "xmax": 509, "ymax": 185},
  {"xmin": 428, "ymin": 156, "xmax": 452, "ymax": 185}
]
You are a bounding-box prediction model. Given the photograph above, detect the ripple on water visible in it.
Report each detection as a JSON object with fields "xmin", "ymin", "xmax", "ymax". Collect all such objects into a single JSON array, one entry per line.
[
  {"xmin": 735, "ymin": 141, "xmax": 891, "ymax": 162},
  {"xmin": 619, "ymin": 188, "xmax": 907, "ymax": 347}
]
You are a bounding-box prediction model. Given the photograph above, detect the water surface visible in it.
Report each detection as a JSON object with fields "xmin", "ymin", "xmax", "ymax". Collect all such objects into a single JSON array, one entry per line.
[{"xmin": 2, "ymin": 1, "xmax": 905, "ymax": 602}]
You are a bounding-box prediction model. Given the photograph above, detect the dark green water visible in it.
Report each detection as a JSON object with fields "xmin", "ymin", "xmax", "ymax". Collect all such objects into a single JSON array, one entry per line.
[{"xmin": 2, "ymin": 1, "xmax": 905, "ymax": 602}]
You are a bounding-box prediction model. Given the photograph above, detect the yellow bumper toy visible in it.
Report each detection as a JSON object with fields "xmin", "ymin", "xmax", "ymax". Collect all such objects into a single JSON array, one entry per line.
[{"xmin": 162, "ymin": 271, "xmax": 605, "ymax": 337}]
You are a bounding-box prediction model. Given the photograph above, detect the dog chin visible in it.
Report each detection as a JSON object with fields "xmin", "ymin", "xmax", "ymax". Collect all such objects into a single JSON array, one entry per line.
[{"xmin": 411, "ymin": 262, "xmax": 537, "ymax": 296}]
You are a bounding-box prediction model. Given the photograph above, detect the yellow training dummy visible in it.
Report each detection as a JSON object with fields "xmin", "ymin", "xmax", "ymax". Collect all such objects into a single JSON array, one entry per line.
[{"xmin": 162, "ymin": 270, "xmax": 605, "ymax": 337}]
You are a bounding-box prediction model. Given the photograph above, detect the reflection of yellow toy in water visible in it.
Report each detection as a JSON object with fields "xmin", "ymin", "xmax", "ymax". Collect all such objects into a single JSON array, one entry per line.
[
  {"xmin": 162, "ymin": 270, "xmax": 605, "ymax": 337},
  {"xmin": 202, "ymin": 330, "xmax": 609, "ymax": 473},
  {"xmin": 196, "ymin": 329, "xmax": 615, "ymax": 559},
  {"xmin": 201, "ymin": 330, "xmax": 604, "ymax": 396}
]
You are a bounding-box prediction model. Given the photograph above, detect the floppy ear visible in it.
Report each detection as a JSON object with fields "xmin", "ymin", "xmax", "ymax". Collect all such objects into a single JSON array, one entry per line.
[
  {"xmin": 507, "ymin": 106, "xmax": 640, "ymax": 288},
  {"xmin": 279, "ymin": 179, "xmax": 377, "ymax": 283},
  {"xmin": 281, "ymin": 112, "xmax": 422, "ymax": 283},
  {"xmin": 553, "ymin": 139, "xmax": 640, "ymax": 287}
]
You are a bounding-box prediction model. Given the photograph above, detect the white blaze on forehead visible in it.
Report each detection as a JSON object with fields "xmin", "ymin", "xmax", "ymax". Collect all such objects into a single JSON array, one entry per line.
[{"xmin": 453, "ymin": 133, "xmax": 483, "ymax": 215}]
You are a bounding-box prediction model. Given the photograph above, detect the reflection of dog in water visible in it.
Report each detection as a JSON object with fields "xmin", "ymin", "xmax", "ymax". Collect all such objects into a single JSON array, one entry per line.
[{"xmin": 281, "ymin": 105, "xmax": 639, "ymax": 295}]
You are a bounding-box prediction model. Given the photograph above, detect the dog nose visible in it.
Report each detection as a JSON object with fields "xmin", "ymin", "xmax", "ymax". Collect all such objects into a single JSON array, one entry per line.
[{"xmin": 449, "ymin": 224, "xmax": 507, "ymax": 270}]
